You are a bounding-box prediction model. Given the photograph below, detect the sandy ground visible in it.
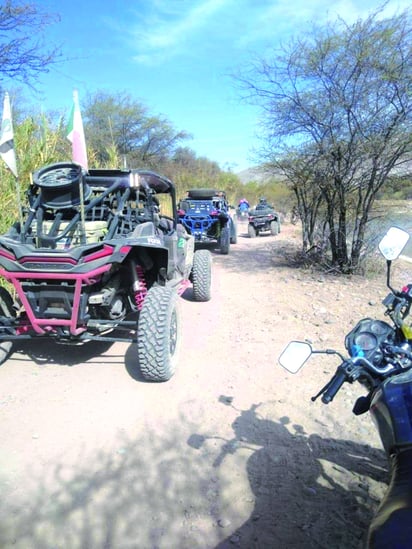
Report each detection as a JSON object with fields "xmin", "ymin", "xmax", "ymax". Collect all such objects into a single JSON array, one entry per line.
[{"xmin": 0, "ymin": 221, "xmax": 405, "ymax": 549}]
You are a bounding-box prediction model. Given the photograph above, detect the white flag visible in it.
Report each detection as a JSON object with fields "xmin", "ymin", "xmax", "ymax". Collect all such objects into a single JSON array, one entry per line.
[{"xmin": 0, "ymin": 92, "xmax": 18, "ymax": 177}]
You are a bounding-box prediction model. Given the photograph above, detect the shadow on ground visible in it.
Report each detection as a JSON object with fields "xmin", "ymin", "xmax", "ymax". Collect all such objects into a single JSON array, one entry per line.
[
  {"xmin": 0, "ymin": 397, "xmax": 387, "ymax": 549},
  {"xmin": 11, "ymin": 335, "xmax": 163, "ymax": 384},
  {"xmin": 11, "ymin": 339, "xmax": 116, "ymax": 366},
  {"xmin": 191, "ymin": 398, "xmax": 388, "ymax": 549}
]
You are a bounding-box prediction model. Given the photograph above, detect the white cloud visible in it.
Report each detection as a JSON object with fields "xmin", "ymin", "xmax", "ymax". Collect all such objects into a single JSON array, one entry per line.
[
  {"xmin": 130, "ymin": 0, "xmax": 234, "ymax": 64},
  {"xmin": 126, "ymin": 0, "xmax": 411, "ymax": 65}
]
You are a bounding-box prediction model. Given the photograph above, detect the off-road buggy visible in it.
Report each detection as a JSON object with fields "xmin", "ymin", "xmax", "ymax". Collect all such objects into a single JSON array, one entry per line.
[
  {"xmin": 177, "ymin": 189, "xmax": 237, "ymax": 254},
  {"xmin": 248, "ymin": 202, "xmax": 281, "ymax": 238},
  {"xmin": 0, "ymin": 162, "xmax": 212, "ymax": 381}
]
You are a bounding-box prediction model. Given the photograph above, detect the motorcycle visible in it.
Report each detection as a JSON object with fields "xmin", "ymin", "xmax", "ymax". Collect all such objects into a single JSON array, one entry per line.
[
  {"xmin": 279, "ymin": 226, "xmax": 412, "ymax": 549},
  {"xmin": 236, "ymin": 207, "xmax": 249, "ymax": 222}
]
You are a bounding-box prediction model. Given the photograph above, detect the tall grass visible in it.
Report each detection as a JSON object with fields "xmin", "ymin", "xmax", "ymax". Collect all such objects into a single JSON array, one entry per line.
[
  {"xmin": 0, "ymin": 115, "xmax": 68, "ymax": 232},
  {"xmin": 0, "ymin": 114, "xmax": 125, "ymax": 235}
]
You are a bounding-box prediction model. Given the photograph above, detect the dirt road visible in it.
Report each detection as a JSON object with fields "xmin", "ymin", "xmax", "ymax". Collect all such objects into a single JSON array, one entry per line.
[{"xmin": 0, "ymin": 223, "xmax": 393, "ymax": 548}]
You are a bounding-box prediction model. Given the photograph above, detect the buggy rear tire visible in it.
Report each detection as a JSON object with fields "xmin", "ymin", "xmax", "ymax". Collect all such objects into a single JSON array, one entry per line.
[
  {"xmin": 248, "ymin": 224, "xmax": 257, "ymax": 238},
  {"xmin": 0, "ymin": 287, "xmax": 15, "ymax": 365},
  {"xmin": 220, "ymin": 226, "xmax": 230, "ymax": 254},
  {"xmin": 230, "ymin": 218, "xmax": 238, "ymax": 244},
  {"xmin": 192, "ymin": 250, "xmax": 212, "ymax": 302},
  {"xmin": 187, "ymin": 189, "xmax": 216, "ymax": 199},
  {"xmin": 137, "ymin": 286, "xmax": 180, "ymax": 381}
]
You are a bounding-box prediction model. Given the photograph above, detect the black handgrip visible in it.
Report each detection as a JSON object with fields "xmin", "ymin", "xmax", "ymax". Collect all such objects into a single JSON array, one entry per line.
[{"xmin": 321, "ymin": 370, "xmax": 347, "ymax": 404}]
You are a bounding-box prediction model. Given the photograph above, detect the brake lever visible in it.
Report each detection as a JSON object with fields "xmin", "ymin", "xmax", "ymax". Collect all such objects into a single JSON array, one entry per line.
[{"xmin": 311, "ymin": 380, "xmax": 331, "ymax": 402}]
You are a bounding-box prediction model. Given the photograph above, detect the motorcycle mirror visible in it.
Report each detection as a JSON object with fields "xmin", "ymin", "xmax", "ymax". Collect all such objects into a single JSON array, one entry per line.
[
  {"xmin": 278, "ymin": 341, "xmax": 312, "ymax": 373},
  {"xmin": 378, "ymin": 226, "xmax": 409, "ymax": 261}
]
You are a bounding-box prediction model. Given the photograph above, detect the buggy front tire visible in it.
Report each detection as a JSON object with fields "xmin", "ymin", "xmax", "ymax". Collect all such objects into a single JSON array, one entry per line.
[
  {"xmin": 0, "ymin": 287, "xmax": 15, "ymax": 365},
  {"xmin": 137, "ymin": 286, "xmax": 180, "ymax": 381},
  {"xmin": 220, "ymin": 226, "xmax": 230, "ymax": 254},
  {"xmin": 192, "ymin": 250, "xmax": 212, "ymax": 302},
  {"xmin": 248, "ymin": 224, "xmax": 257, "ymax": 238}
]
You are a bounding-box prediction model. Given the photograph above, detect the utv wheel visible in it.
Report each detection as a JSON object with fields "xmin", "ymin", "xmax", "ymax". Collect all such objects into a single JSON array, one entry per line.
[
  {"xmin": 220, "ymin": 226, "xmax": 230, "ymax": 254},
  {"xmin": 248, "ymin": 225, "xmax": 257, "ymax": 238},
  {"xmin": 137, "ymin": 286, "xmax": 180, "ymax": 381},
  {"xmin": 0, "ymin": 287, "xmax": 15, "ymax": 365},
  {"xmin": 192, "ymin": 250, "xmax": 212, "ymax": 302},
  {"xmin": 230, "ymin": 218, "xmax": 238, "ymax": 244},
  {"xmin": 270, "ymin": 221, "xmax": 279, "ymax": 236}
]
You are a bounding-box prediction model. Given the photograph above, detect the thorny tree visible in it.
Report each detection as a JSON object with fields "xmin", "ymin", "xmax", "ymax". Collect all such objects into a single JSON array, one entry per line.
[
  {"xmin": 0, "ymin": 1, "xmax": 60, "ymax": 85},
  {"xmin": 83, "ymin": 91, "xmax": 190, "ymax": 170},
  {"xmin": 236, "ymin": 6, "xmax": 412, "ymax": 273}
]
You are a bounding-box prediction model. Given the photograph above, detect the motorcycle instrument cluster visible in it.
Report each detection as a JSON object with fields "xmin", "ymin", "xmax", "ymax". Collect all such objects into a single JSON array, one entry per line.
[{"xmin": 345, "ymin": 318, "xmax": 394, "ymax": 363}]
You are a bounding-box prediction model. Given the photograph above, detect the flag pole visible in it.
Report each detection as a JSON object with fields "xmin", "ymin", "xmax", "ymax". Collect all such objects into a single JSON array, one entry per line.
[
  {"xmin": 14, "ymin": 175, "xmax": 24, "ymax": 239},
  {"xmin": 78, "ymin": 168, "xmax": 87, "ymax": 244}
]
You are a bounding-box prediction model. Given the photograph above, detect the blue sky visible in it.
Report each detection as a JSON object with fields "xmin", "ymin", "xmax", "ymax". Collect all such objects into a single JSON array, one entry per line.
[{"xmin": 27, "ymin": 0, "xmax": 410, "ymax": 172}]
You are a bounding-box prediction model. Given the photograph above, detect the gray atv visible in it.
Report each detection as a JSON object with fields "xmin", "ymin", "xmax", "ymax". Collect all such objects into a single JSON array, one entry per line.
[{"xmin": 248, "ymin": 203, "xmax": 281, "ymax": 238}]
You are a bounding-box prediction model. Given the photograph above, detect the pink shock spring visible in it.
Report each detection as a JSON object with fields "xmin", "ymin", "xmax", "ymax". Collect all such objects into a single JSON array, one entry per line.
[{"xmin": 134, "ymin": 265, "xmax": 148, "ymax": 311}]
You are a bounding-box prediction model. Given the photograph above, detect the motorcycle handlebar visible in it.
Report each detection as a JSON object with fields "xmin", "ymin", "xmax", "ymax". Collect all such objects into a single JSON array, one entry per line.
[
  {"xmin": 321, "ymin": 370, "xmax": 347, "ymax": 404},
  {"xmin": 352, "ymin": 355, "xmax": 395, "ymax": 376},
  {"xmin": 316, "ymin": 351, "xmax": 405, "ymax": 405}
]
